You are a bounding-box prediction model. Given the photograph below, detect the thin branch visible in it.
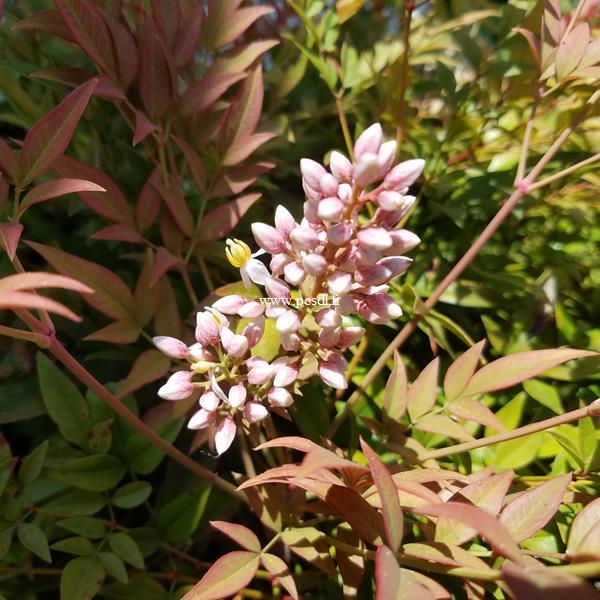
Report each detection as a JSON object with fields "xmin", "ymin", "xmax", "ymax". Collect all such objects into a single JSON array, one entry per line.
[
  {"xmin": 395, "ymin": 1, "xmax": 414, "ymax": 156},
  {"xmin": 0, "ymin": 325, "xmax": 50, "ymax": 347},
  {"xmin": 529, "ymin": 151, "xmax": 600, "ymax": 191}
]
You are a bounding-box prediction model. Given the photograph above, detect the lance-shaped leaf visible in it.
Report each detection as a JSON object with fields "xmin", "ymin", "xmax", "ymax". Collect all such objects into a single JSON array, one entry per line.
[
  {"xmin": 556, "ymin": 23, "xmax": 590, "ymax": 79},
  {"xmin": 132, "ymin": 111, "xmax": 159, "ymax": 146},
  {"xmin": 103, "ymin": 10, "xmax": 138, "ymax": 90},
  {"xmin": 117, "ymin": 350, "xmax": 170, "ymax": 399},
  {"xmin": 413, "ymin": 503, "xmax": 523, "ymax": 563},
  {"xmin": 210, "ymin": 521, "xmax": 260, "ymax": 553},
  {"xmin": 27, "ymin": 242, "xmax": 136, "ymax": 322},
  {"xmin": 447, "ymin": 397, "xmax": 506, "ymax": 431},
  {"xmin": 460, "ymin": 348, "xmax": 596, "ymax": 398},
  {"xmin": 174, "ymin": 5, "xmax": 203, "ymax": 67},
  {"xmin": 182, "ymin": 550, "xmax": 260, "ymax": 600},
  {"xmin": 32, "ymin": 69, "xmax": 126, "ymax": 101},
  {"xmin": 179, "ymin": 72, "xmax": 246, "ymax": 116},
  {"xmin": 280, "ymin": 527, "xmax": 335, "ymax": 575},
  {"xmin": 361, "ymin": 439, "xmax": 403, "ymax": 552},
  {"xmin": 0, "ymin": 223, "xmax": 23, "ymax": 261},
  {"xmin": 444, "ymin": 340, "xmax": 486, "ymax": 402},
  {"xmin": 261, "ymin": 553, "xmax": 298, "ymax": 599},
  {"xmin": 384, "ymin": 351, "xmax": 408, "ymax": 421},
  {"xmin": 0, "ymin": 138, "xmax": 18, "ymax": 180},
  {"xmin": 375, "ymin": 546, "xmax": 401, "ymax": 600},
  {"xmin": 211, "ymin": 40, "xmax": 279, "ymax": 75},
  {"xmin": 414, "ymin": 414, "xmax": 474, "ymax": 442},
  {"xmin": 567, "ymin": 497, "xmax": 600, "ymax": 558},
  {"xmin": 84, "ymin": 319, "xmax": 141, "ymax": 344},
  {"xmin": 199, "ymin": 193, "xmax": 261, "ymax": 241},
  {"xmin": 209, "ymin": 162, "xmax": 274, "ymax": 199},
  {"xmin": 222, "ymin": 132, "xmax": 276, "ymax": 167},
  {"xmin": 213, "ymin": 6, "xmax": 274, "ymax": 48},
  {"xmin": 18, "ymin": 79, "xmax": 97, "ymax": 185},
  {"xmin": 408, "ymin": 357, "xmax": 439, "ymax": 421},
  {"xmin": 92, "ymin": 224, "xmax": 144, "ymax": 244},
  {"xmin": 499, "ymin": 473, "xmax": 571, "ymax": 543},
  {"xmin": 55, "ymin": 0, "xmax": 117, "ymax": 76},
  {"xmin": 151, "ymin": 177, "xmax": 193, "ymax": 237},
  {"xmin": 18, "ymin": 178, "xmax": 105, "ymax": 216},
  {"xmin": 135, "ymin": 173, "xmax": 162, "ymax": 233},
  {"xmin": 60, "ymin": 556, "xmax": 105, "ymax": 600},
  {"xmin": 296, "ymin": 445, "xmax": 369, "ymax": 479}
]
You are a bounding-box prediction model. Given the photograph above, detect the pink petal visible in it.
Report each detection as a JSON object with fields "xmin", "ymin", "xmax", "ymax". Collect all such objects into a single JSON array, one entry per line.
[
  {"xmin": 354, "ymin": 123, "xmax": 383, "ymax": 159},
  {"xmin": 267, "ymin": 387, "xmax": 293, "ymax": 408},
  {"xmin": 243, "ymin": 402, "xmax": 268, "ymax": 423},
  {"xmin": 227, "ymin": 383, "xmax": 247, "ymax": 408},
  {"xmin": 153, "ymin": 336, "xmax": 188, "ymax": 359},
  {"xmin": 158, "ymin": 371, "xmax": 194, "ymax": 401},
  {"xmin": 215, "ymin": 417, "xmax": 237, "ymax": 455},
  {"xmin": 252, "ymin": 222, "xmax": 286, "ymax": 253},
  {"xmin": 200, "ymin": 391, "xmax": 220, "ymax": 411}
]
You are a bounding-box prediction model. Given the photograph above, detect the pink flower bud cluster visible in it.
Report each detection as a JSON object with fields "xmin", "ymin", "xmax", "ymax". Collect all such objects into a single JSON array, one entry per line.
[{"xmin": 153, "ymin": 124, "xmax": 424, "ymax": 455}]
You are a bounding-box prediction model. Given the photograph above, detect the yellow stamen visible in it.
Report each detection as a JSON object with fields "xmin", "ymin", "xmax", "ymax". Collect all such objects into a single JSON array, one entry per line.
[{"xmin": 225, "ymin": 238, "xmax": 252, "ymax": 268}]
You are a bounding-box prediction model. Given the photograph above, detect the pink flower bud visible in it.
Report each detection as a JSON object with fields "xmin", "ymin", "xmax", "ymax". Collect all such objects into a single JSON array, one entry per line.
[
  {"xmin": 318, "ymin": 326, "xmax": 341, "ymax": 348},
  {"xmin": 290, "ymin": 225, "xmax": 319, "ymax": 250},
  {"xmin": 354, "ymin": 153, "xmax": 381, "ymax": 187},
  {"xmin": 158, "ymin": 370, "xmax": 194, "ymax": 401},
  {"xmin": 252, "ymin": 222, "xmax": 286, "ymax": 254},
  {"xmin": 195, "ymin": 312, "xmax": 220, "ymax": 346},
  {"xmin": 244, "ymin": 402, "xmax": 268, "ymax": 423},
  {"xmin": 211, "ymin": 295, "xmax": 247, "ymax": 315},
  {"xmin": 319, "ymin": 353, "xmax": 348, "ymax": 389},
  {"xmin": 327, "ymin": 271, "xmax": 352, "ymax": 295},
  {"xmin": 318, "ymin": 197, "xmax": 345, "ymax": 221},
  {"xmin": 378, "ymin": 190, "xmax": 404, "ymax": 211},
  {"xmin": 200, "ymin": 390, "xmax": 220, "ymax": 411},
  {"xmin": 354, "ymin": 123, "xmax": 383, "ymax": 159},
  {"xmin": 270, "ymin": 253, "xmax": 292, "ymax": 274},
  {"xmin": 387, "ymin": 229, "xmax": 421, "ymax": 254},
  {"xmin": 267, "ymin": 387, "xmax": 293, "ymax": 408},
  {"xmin": 188, "ymin": 408, "xmax": 216, "ymax": 430},
  {"xmin": 274, "ymin": 205, "xmax": 296, "ymax": 237},
  {"xmin": 247, "ymin": 359, "xmax": 275, "ymax": 385},
  {"xmin": 220, "ymin": 327, "xmax": 249, "ymax": 358},
  {"xmin": 361, "ymin": 293, "xmax": 403, "ymax": 322},
  {"xmin": 384, "ymin": 158, "xmax": 425, "ymax": 190},
  {"xmin": 316, "ymin": 308, "xmax": 342, "ymax": 329},
  {"xmin": 303, "ymin": 179, "xmax": 322, "ymax": 202},
  {"xmin": 319, "ymin": 173, "xmax": 339, "ymax": 196},
  {"xmin": 242, "ymin": 316, "xmax": 265, "ymax": 348},
  {"xmin": 300, "ymin": 158, "xmax": 327, "ymax": 189},
  {"xmin": 355, "ymin": 246, "xmax": 380, "ymax": 266},
  {"xmin": 276, "ymin": 309, "xmax": 301, "ymax": 333},
  {"xmin": 329, "ymin": 151, "xmax": 353, "ymax": 182},
  {"xmin": 266, "ymin": 304, "xmax": 287, "ymax": 319},
  {"xmin": 215, "ymin": 417, "xmax": 237, "ymax": 455},
  {"xmin": 355, "ymin": 265, "xmax": 392, "ymax": 287},
  {"xmin": 188, "ymin": 343, "xmax": 216, "ymax": 362},
  {"xmin": 377, "ymin": 140, "xmax": 397, "ymax": 176},
  {"xmin": 357, "ymin": 227, "xmax": 393, "ymax": 251},
  {"xmin": 284, "ymin": 261, "xmax": 305, "ymax": 286},
  {"xmin": 153, "ymin": 336, "xmax": 188, "ymax": 359},
  {"xmin": 327, "ymin": 222, "xmax": 352, "ymax": 246},
  {"xmin": 303, "ymin": 201, "xmax": 320, "ymax": 224},
  {"xmin": 227, "ymin": 383, "xmax": 247, "ymax": 408},
  {"xmin": 281, "ymin": 331, "xmax": 301, "ymax": 351},
  {"xmin": 378, "ymin": 256, "xmax": 412, "ymax": 277},
  {"xmin": 338, "ymin": 183, "xmax": 352, "ymax": 202},
  {"xmin": 302, "ymin": 254, "xmax": 328, "ymax": 276},
  {"xmin": 273, "ymin": 362, "xmax": 299, "ymax": 387},
  {"xmin": 238, "ymin": 300, "xmax": 264, "ymax": 318},
  {"xmin": 265, "ymin": 276, "xmax": 291, "ymax": 299},
  {"xmin": 337, "ymin": 326, "xmax": 365, "ymax": 348}
]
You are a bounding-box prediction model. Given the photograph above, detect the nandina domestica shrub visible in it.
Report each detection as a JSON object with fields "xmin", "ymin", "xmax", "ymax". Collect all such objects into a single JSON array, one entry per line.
[{"xmin": 0, "ymin": 1, "xmax": 600, "ymax": 599}]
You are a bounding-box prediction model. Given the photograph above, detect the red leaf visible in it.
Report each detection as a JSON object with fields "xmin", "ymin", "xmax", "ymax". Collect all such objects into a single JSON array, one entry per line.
[
  {"xmin": 84, "ymin": 319, "xmax": 141, "ymax": 344},
  {"xmin": 210, "ymin": 521, "xmax": 261, "ymax": 553},
  {"xmin": 0, "ymin": 272, "xmax": 92, "ymax": 294},
  {"xmin": 413, "ymin": 503, "xmax": 523, "ymax": 563},
  {"xmin": 174, "ymin": 6, "xmax": 203, "ymax": 67},
  {"xmin": 19, "ymin": 178, "xmax": 105, "ymax": 215},
  {"xmin": 0, "ymin": 290, "xmax": 82, "ymax": 321},
  {"xmin": 261, "ymin": 553, "xmax": 298, "ymax": 600},
  {"xmin": 375, "ymin": 546, "xmax": 401, "ymax": 600},
  {"xmin": 384, "ymin": 351, "xmax": 408, "ymax": 421},
  {"xmin": 360, "ymin": 439, "xmax": 403, "ymax": 552},
  {"xmin": 0, "ymin": 223, "xmax": 23, "ymax": 261},
  {"xmin": 199, "ymin": 193, "xmax": 261, "ymax": 241},
  {"xmin": 151, "ymin": 247, "xmax": 181, "ymax": 287},
  {"xmin": 133, "ymin": 111, "xmax": 159, "ymax": 146},
  {"xmin": 499, "ymin": 473, "xmax": 571, "ymax": 542},
  {"xmin": 134, "ymin": 250, "xmax": 160, "ymax": 326},
  {"xmin": 443, "ymin": 339, "xmax": 486, "ymax": 402},
  {"xmin": 414, "ymin": 414, "xmax": 475, "ymax": 443},
  {"xmin": 253, "ymin": 436, "xmax": 320, "ymax": 453},
  {"xmin": 297, "ymin": 446, "xmax": 369, "ymax": 479},
  {"xmin": 27, "ymin": 241, "xmax": 137, "ymax": 322},
  {"xmin": 556, "ymin": 22, "xmax": 590, "ymax": 79},
  {"xmin": 135, "ymin": 171, "xmax": 162, "ymax": 232},
  {"xmin": 117, "ymin": 349, "xmax": 170, "ymax": 398},
  {"xmin": 181, "ymin": 550, "xmax": 260, "ymax": 600},
  {"xmin": 18, "ymin": 79, "xmax": 98, "ymax": 185},
  {"xmin": 92, "ymin": 224, "xmax": 144, "ymax": 244},
  {"xmin": 209, "ymin": 162, "xmax": 274, "ymax": 199},
  {"xmin": 461, "ymin": 348, "xmax": 596, "ymax": 398},
  {"xmin": 214, "ymin": 6, "xmax": 274, "ymax": 48},
  {"xmin": 138, "ymin": 15, "xmax": 175, "ymax": 121},
  {"xmin": 31, "ymin": 70, "xmax": 126, "ymax": 101},
  {"xmin": 201, "ymin": 0, "xmax": 244, "ymax": 49},
  {"xmin": 103, "ymin": 10, "xmax": 138, "ymax": 90},
  {"xmin": 0, "ymin": 138, "xmax": 18, "ymax": 180},
  {"xmin": 408, "ymin": 357, "xmax": 439, "ymax": 421},
  {"xmin": 447, "ymin": 397, "xmax": 506, "ymax": 431},
  {"xmin": 222, "ymin": 132, "xmax": 276, "ymax": 167},
  {"xmin": 179, "ymin": 73, "xmax": 246, "ymax": 117},
  {"xmin": 11, "ymin": 10, "xmax": 76, "ymax": 42},
  {"xmin": 55, "ymin": 0, "xmax": 117, "ymax": 77},
  {"xmin": 173, "ymin": 137, "xmax": 207, "ymax": 195},
  {"xmin": 567, "ymin": 497, "xmax": 600, "ymax": 558},
  {"xmin": 53, "ymin": 156, "xmax": 134, "ymax": 225},
  {"xmin": 210, "ymin": 40, "xmax": 280, "ymax": 75},
  {"xmin": 151, "ymin": 178, "xmax": 193, "ymax": 237}
]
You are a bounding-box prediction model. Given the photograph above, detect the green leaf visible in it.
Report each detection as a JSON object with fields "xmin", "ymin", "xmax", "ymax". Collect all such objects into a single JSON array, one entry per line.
[
  {"xmin": 17, "ymin": 522, "xmax": 51, "ymax": 562},
  {"xmin": 19, "ymin": 440, "xmax": 48, "ymax": 486},
  {"xmin": 0, "ymin": 526, "xmax": 14, "ymax": 561},
  {"xmin": 57, "ymin": 517, "xmax": 107, "ymax": 539},
  {"xmin": 44, "ymin": 490, "xmax": 106, "ymax": 516},
  {"xmin": 87, "ymin": 419, "xmax": 114, "ymax": 455},
  {"xmin": 383, "ymin": 351, "xmax": 408, "ymax": 422},
  {"xmin": 0, "ymin": 380, "xmax": 45, "ymax": 423},
  {"xmin": 492, "ymin": 434, "xmax": 543, "ymax": 471},
  {"xmin": 51, "ymin": 536, "xmax": 95, "ymax": 556},
  {"xmin": 523, "ymin": 379, "xmax": 564, "ymax": 414},
  {"xmin": 112, "ymin": 481, "xmax": 152, "ymax": 509},
  {"xmin": 37, "ymin": 353, "xmax": 91, "ymax": 448},
  {"xmin": 99, "ymin": 551, "xmax": 129, "ymax": 584},
  {"xmin": 48, "ymin": 455, "xmax": 126, "ymax": 492},
  {"xmin": 156, "ymin": 486, "xmax": 211, "ymax": 543},
  {"xmin": 60, "ymin": 556, "xmax": 105, "ymax": 600},
  {"xmin": 108, "ymin": 532, "xmax": 145, "ymax": 569}
]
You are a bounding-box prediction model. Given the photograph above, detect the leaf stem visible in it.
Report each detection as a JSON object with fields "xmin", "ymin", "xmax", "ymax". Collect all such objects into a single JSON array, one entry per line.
[
  {"xmin": 529, "ymin": 151, "xmax": 600, "ymax": 191},
  {"xmin": 0, "ymin": 324, "xmax": 50, "ymax": 347}
]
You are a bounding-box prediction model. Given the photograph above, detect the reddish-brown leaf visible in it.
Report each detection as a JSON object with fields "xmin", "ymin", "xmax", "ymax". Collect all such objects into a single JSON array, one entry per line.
[
  {"xmin": 0, "ymin": 290, "xmax": 82, "ymax": 321},
  {"xmin": 214, "ymin": 6, "xmax": 274, "ymax": 48},
  {"xmin": 19, "ymin": 178, "xmax": 105, "ymax": 215},
  {"xmin": 103, "ymin": 10, "xmax": 138, "ymax": 90},
  {"xmin": 375, "ymin": 545, "xmax": 401, "ymax": 600},
  {"xmin": 0, "ymin": 138, "xmax": 18, "ymax": 180},
  {"xmin": 182, "ymin": 550, "xmax": 260, "ymax": 600},
  {"xmin": 173, "ymin": 137, "xmax": 207, "ymax": 195},
  {"xmin": 199, "ymin": 193, "xmax": 261, "ymax": 241},
  {"xmin": 136, "ymin": 171, "xmax": 162, "ymax": 232},
  {"xmin": 253, "ymin": 436, "xmax": 320, "ymax": 453},
  {"xmin": 179, "ymin": 73, "xmax": 246, "ymax": 117},
  {"xmin": 0, "ymin": 272, "xmax": 92, "ymax": 295},
  {"xmin": 210, "ymin": 40, "xmax": 279, "ymax": 75},
  {"xmin": 151, "ymin": 178, "xmax": 193, "ymax": 237},
  {"xmin": 0, "ymin": 223, "xmax": 23, "ymax": 261},
  {"xmin": 403, "ymin": 542, "xmax": 498, "ymax": 576},
  {"xmin": 117, "ymin": 350, "xmax": 170, "ymax": 399},
  {"xmin": 567, "ymin": 497, "xmax": 600, "ymax": 557},
  {"xmin": 151, "ymin": 247, "xmax": 180, "ymax": 287},
  {"xmin": 384, "ymin": 351, "xmax": 408, "ymax": 421},
  {"xmin": 499, "ymin": 473, "xmax": 571, "ymax": 542},
  {"xmin": 414, "ymin": 414, "xmax": 475, "ymax": 443},
  {"xmin": 18, "ymin": 79, "xmax": 97, "ymax": 185},
  {"xmin": 31, "ymin": 69, "xmax": 126, "ymax": 101},
  {"xmin": 461, "ymin": 348, "xmax": 596, "ymax": 398},
  {"xmin": 556, "ymin": 22, "xmax": 590, "ymax": 79},
  {"xmin": 92, "ymin": 224, "xmax": 144, "ymax": 244},
  {"xmin": 209, "ymin": 162, "xmax": 274, "ymax": 199},
  {"xmin": 84, "ymin": 319, "xmax": 141, "ymax": 344},
  {"xmin": 11, "ymin": 9, "xmax": 76, "ymax": 42},
  {"xmin": 133, "ymin": 111, "xmax": 159, "ymax": 146},
  {"xmin": 210, "ymin": 521, "xmax": 261, "ymax": 553},
  {"xmin": 27, "ymin": 241, "xmax": 136, "ymax": 322},
  {"xmin": 361, "ymin": 439, "xmax": 403, "ymax": 552},
  {"xmin": 222, "ymin": 132, "xmax": 276, "ymax": 167},
  {"xmin": 174, "ymin": 5, "xmax": 203, "ymax": 67},
  {"xmin": 408, "ymin": 357, "xmax": 439, "ymax": 421},
  {"xmin": 443, "ymin": 339, "xmax": 486, "ymax": 402},
  {"xmin": 447, "ymin": 397, "xmax": 506, "ymax": 431},
  {"xmin": 297, "ymin": 446, "xmax": 369, "ymax": 479}
]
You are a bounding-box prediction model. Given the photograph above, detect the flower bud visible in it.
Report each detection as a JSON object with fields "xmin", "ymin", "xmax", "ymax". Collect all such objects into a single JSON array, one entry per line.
[
  {"xmin": 377, "ymin": 256, "xmax": 412, "ymax": 277},
  {"xmin": 158, "ymin": 371, "xmax": 194, "ymax": 401},
  {"xmin": 227, "ymin": 383, "xmax": 247, "ymax": 408},
  {"xmin": 338, "ymin": 183, "xmax": 352, "ymax": 201},
  {"xmin": 320, "ymin": 173, "xmax": 339, "ymax": 196},
  {"xmin": 270, "ymin": 253, "xmax": 291, "ymax": 274},
  {"xmin": 327, "ymin": 222, "xmax": 352, "ymax": 246},
  {"xmin": 303, "ymin": 201, "xmax": 320, "ymax": 224},
  {"xmin": 276, "ymin": 309, "xmax": 301, "ymax": 334},
  {"xmin": 300, "ymin": 158, "xmax": 327, "ymax": 189},
  {"xmin": 242, "ymin": 316, "xmax": 265, "ymax": 348},
  {"xmin": 220, "ymin": 327, "xmax": 248, "ymax": 358},
  {"xmin": 188, "ymin": 408, "xmax": 216, "ymax": 430},
  {"xmin": 378, "ymin": 190, "xmax": 404, "ymax": 211},
  {"xmin": 215, "ymin": 417, "xmax": 237, "ymax": 455},
  {"xmin": 267, "ymin": 387, "xmax": 293, "ymax": 407},
  {"xmin": 302, "ymin": 254, "xmax": 328, "ymax": 276},
  {"xmin": 354, "ymin": 152, "xmax": 380, "ymax": 187},
  {"xmin": 315, "ymin": 308, "xmax": 342, "ymax": 329},
  {"xmin": 387, "ymin": 229, "xmax": 421, "ymax": 254},
  {"xmin": 265, "ymin": 276, "xmax": 291, "ymax": 299},
  {"xmin": 195, "ymin": 312, "xmax": 220, "ymax": 345},
  {"xmin": 384, "ymin": 158, "xmax": 425, "ymax": 190},
  {"xmin": 355, "ymin": 264, "xmax": 392, "ymax": 287},
  {"xmin": 318, "ymin": 353, "xmax": 348, "ymax": 389},
  {"xmin": 200, "ymin": 390, "xmax": 220, "ymax": 411},
  {"xmin": 354, "ymin": 123, "xmax": 383, "ymax": 159},
  {"xmin": 244, "ymin": 402, "xmax": 268, "ymax": 423},
  {"xmin": 337, "ymin": 326, "xmax": 365, "ymax": 348},
  {"xmin": 247, "ymin": 359, "xmax": 275, "ymax": 385},
  {"xmin": 317, "ymin": 197, "xmax": 345, "ymax": 221},
  {"xmin": 330, "ymin": 151, "xmax": 353, "ymax": 182},
  {"xmin": 273, "ymin": 361, "xmax": 299, "ymax": 387},
  {"xmin": 284, "ymin": 261, "xmax": 305, "ymax": 286},
  {"xmin": 354, "ymin": 246, "xmax": 380, "ymax": 266},
  {"xmin": 252, "ymin": 222, "xmax": 286, "ymax": 254},
  {"xmin": 281, "ymin": 331, "xmax": 301, "ymax": 351},
  {"xmin": 211, "ymin": 295, "xmax": 247, "ymax": 315},
  {"xmin": 318, "ymin": 326, "xmax": 341, "ymax": 348},
  {"xmin": 153, "ymin": 336, "xmax": 188, "ymax": 359},
  {"xmin": 238, "ymin": 301, "xmax": 263, "ymax": 319},
  {"xmin": 274, "ymin": 205, "xmax": 296, "ymax": 237},
  {"xmin": 302, "ymin": 179, "xmax": 322, "ymax": 202},
  {"xmin": 191, "ymin": 360, "xmax": 217, "ymax": 374},
  {"xmin": 187, "ymin": 343, "xmax": 216, "ymax": 362},
  {"xmin": 363, "ymin": 293, "xmax": 403, "ymax": 322},
  {"xmin": 377, "ymin": 140, "xmax": 397, "ymax": 176},
  {"xmin": 357, "ymin": 227, "xmax": 393, "ymax": 251},
  {"xmin": 290, "ymin": 225, "xmax": 319, "ymax": 250},
  {"xmin": 327, "ymin": 271, "xmax": 352, "ymax": 294}
]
